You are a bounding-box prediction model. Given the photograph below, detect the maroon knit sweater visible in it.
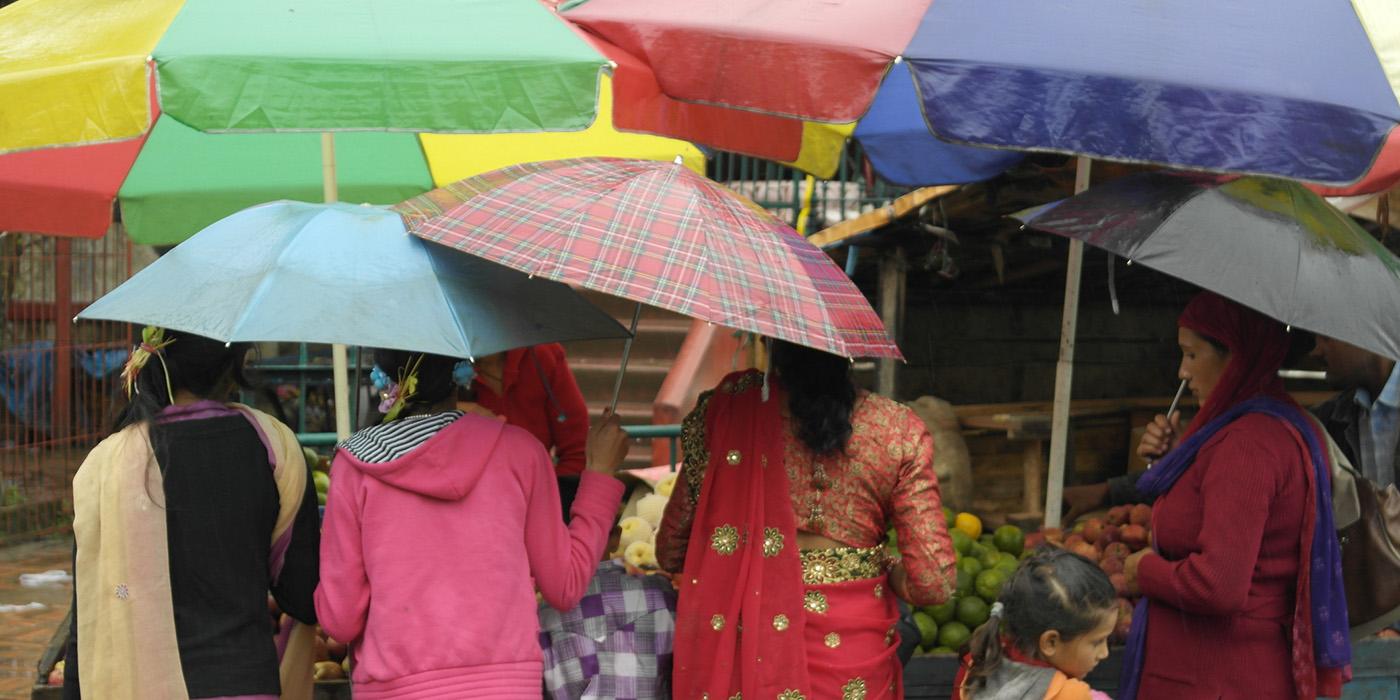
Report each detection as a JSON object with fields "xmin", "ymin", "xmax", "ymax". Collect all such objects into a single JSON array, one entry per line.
[{"xmin": 1135, "ymin": 413, "xmax": 1310, "ymax": 699}]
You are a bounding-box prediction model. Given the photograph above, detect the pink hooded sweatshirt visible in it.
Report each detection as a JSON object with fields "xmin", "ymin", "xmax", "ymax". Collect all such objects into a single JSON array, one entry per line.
[{"xmin": 314, "ymin": 413, "xmax": 623, "ymax": 699}]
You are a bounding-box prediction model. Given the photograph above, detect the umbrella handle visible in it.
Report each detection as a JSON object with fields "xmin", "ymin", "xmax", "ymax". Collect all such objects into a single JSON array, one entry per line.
[{"xmin": 609, "ymin": 303, "xmax": 642, "ymax": 413}]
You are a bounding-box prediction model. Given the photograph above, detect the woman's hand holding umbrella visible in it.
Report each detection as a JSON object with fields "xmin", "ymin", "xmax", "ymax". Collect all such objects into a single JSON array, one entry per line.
[{"xmin": 586, "ymin": 410, "xmax": 630, "ymax": 477}]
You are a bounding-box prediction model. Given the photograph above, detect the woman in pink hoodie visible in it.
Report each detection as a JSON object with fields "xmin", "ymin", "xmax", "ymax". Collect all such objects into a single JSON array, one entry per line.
[{"xmin": 315, "ymin": 349, "xmax": 628, "ymax": 699}]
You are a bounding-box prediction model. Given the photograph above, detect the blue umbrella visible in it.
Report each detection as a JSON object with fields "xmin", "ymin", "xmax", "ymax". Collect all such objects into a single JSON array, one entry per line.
[
  {"xmin": 853, "ymin": 62, "xmax": 1023, "ymax": 187},
  {"xmin": 906, "ymin": 0, "xmax": 1400, "ymax": 186},
  {"xmin": 78, "ymin": 201, "xmax": 630, "ymax": 358}
]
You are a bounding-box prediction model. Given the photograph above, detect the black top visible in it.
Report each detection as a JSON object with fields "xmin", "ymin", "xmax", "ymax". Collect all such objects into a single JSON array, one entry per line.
[{"xmin": 65, "ymin": 415, "xmax": 320, "ymax": 698}]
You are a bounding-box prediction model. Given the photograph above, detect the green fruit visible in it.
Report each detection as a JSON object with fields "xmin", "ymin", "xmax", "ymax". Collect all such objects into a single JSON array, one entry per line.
[
  {"xmin": 974, "ymin": 569, "xmax": 1007, "ymax": 603},
  {"xmin": 316, "ymin": 490, "xmax": 327, "ymax": 506},
  {"xmin": 957, "ymin": 557, "xmax": 983, "ymax": 578},
  {"xmin": 978, "ymin": 548, "xmax": 1002, "ymax": 570},
  {"xmin": 913, "ymin": 611, "xmax": 939, "ymax": 647},
  {"xmin": 312, "ymin": 471, "xmax": 331, "ymax": 494},
  {"xmin": 993, "ymin": 554, "xmax": 1019, "ymax": 577},
  {"xmin": 302, "ymin": 446, "xmax": 320, "ymax": 467},
  {"xmin": 956, "ymin": 596, "xmax": 990, "ymax": 628},
  {"xmin": 937, "ymin": 621, "xmax": 972, "ymax": 650},
  {"xmin": 955, "ymin": 568, "xmax": 973, "ymax": 597},
  {"xmin": 925, "ymin": 599, "xmax": 957, "ymax": 625},
  {"xmin": 950, "ymin": 529, "xmax": 973, "ymax": 556},
  {"xmin": 930, "ymin": 645, "xmax": 956, "ymax": 655},
  {"xmin": 993, "ymin": 525, "xmax": 1025, "ymax": 556},
  {"xmin": 967, "ymin": 543, "xmax": 992, "ymax": 562},
  {"xmin": 943, "ymin": 506, "xmax": 956, "ymax": 527}
]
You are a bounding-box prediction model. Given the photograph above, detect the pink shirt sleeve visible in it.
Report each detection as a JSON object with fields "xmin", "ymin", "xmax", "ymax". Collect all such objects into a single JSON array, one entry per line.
[
  {"xmin": 314, "ymin": 453, "xmax": 371, "ymax": 644},
  {"xmin": 524, "ymin": 459, "xmax": 625, "ymax": 611}
]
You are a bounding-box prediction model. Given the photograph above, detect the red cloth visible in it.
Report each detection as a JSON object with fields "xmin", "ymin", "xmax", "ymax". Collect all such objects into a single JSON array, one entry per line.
[
  {"xmin": 473, "ymin": 344, "xmax": 589, "ymax": 476},
  {"xmin": 670, "ymin": 371, "xmax": 811, "ymax": 698}
]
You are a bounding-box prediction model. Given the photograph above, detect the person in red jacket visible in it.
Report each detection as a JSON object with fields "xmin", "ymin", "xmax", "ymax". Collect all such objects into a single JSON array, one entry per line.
[
  {"xmin": 1119, "ymin": 292, "xmax": 1350, "ymax": 699},
  {"xmin": 463, "ymin": 343, "xmax": 591, "ymax": 476}
]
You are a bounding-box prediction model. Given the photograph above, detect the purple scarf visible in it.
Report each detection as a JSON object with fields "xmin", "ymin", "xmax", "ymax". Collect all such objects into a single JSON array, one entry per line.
[{"xmin": 1118, "ymin": 396, "xmax": 1350, "ymax": 699}]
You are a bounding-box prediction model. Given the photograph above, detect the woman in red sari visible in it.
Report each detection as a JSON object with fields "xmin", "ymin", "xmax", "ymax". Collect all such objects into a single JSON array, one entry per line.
[{"xmin": 656, "ymin": 340, "xmax": 957, "ymax": 700}]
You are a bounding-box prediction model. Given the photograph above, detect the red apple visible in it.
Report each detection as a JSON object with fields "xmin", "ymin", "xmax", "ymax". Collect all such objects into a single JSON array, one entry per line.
[
  {"xmin": 1103, "ymin": 542, "xmax": 1131, "ymax": 560},
  {"xmin": 47, "ymin": 662, "xmax": 64, "ymax": 686},
  {"xmin": 1042, "ymin": 527, "xmax": 1065, "ymax": 545},
  {"xmin": 1129, "ymin": 504, "xmax": 1153, "ymax": 527},
  {"xmin": 1109, "ymin": 572, "xmax": 1129, "ymax": 596},
  {"xmin": 1113, "ymin": 598, "xmax": 1134, "ymax": 640},
  {"xmin": 1102, "ymin": 524, "xmax": 1121, "ymax": 544},
  {"xmin": 1064, "ymin": 533, "xmax": 1087, "ymax": 549},
  {"xmin": 1068, "ymin": 539, "xmax": 1101, "ymax": 562},
  {"xmin": 1099, "ymin": 555, "xmax": 1125, "ymax": 576},
  {"xmin": 1082, "ymin": 518, "xmax": 1105, "ymax": 545},
  {"xmin": 1106, "ymin": 505, "xmax": 1130, "ymax": 526},
  {"xmin": 1120, "ymin": 524, "xmax": 1149, "ymax": 551},
  {"xmin": 1025, "ymin": 532, "xmax": 1046, "ymax": 549}
]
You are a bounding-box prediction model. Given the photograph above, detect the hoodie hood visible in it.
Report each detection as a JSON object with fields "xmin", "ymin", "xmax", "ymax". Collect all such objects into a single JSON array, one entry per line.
[{"xmin": 336, "ymin": 412, "xmax": 506, "ymax": 501}]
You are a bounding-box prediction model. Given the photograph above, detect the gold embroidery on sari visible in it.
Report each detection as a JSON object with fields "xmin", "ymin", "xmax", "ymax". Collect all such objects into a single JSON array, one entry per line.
[
  {"xmin": 842, "ymin": 678, "xmax": 868, "ymax": 700},
  {"xmin": 772, "ymin": 613, "xmax": 790, "ymax": 631},
  {"xmin": 824, "ymin": 632, "xmax": 841, "ymax": 648},
  {"xmin": 711, "ymin": 525, "xmax": 739, "ymax": 555},
  {"xmin": 711, "ymin": 614, "xmax": 726, "ymax": 631},
  {"xmin": 777, "ymin": 690, "xmax": 806, "ymax": 700},
  {"xmin": 803, "ymin": 590, "xmax": 828, "ymax": 614},
  {"xmin": 799, "ymin": 545, "xmax": 888, "ymax": 584},
  {"xmin": 726, "ymin": 449, "xmax": 742, "ymax": 465},
  {"xmin": 762, "ymin": 527, "xmax": 784, "ymax": 557}
]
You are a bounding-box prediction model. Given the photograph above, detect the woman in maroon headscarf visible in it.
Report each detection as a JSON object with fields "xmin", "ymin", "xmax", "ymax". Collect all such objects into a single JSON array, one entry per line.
[{"xmin": 1119, "ymin": 292, "xmax": 1350, "ymax": 699}]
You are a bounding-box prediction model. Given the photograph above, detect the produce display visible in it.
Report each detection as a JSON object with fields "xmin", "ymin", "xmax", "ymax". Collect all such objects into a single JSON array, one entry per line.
[
  {"xmin": 900, "ymin": 504, "xmax": 1155, "ymax": 656},
  {"xmin": 305, "ymin": 447, "xmax": 331, "ymax": 506}
]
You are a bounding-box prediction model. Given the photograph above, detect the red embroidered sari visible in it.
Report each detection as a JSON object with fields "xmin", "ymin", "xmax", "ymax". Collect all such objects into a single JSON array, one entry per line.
[{"xmin": 666, "ymin": 371, "xmax": 940, "ymax": 700}]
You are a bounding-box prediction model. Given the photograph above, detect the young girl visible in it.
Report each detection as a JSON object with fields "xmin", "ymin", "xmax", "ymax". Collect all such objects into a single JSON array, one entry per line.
[{"xmin": 953, "ymin": 548, "xmax": 1118, "ymax": 700}]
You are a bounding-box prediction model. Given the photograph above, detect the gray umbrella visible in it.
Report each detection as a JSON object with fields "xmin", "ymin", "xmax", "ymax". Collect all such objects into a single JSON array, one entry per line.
[{"xmin": 1016, "ymin": 172, "xmax": 1400, "ymax": 359}]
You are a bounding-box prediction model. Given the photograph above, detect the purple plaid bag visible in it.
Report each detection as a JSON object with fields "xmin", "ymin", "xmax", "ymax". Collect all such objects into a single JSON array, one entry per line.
[{"xmin": 539, "ymin": 561, "xmax": 677, "ymax": 700}]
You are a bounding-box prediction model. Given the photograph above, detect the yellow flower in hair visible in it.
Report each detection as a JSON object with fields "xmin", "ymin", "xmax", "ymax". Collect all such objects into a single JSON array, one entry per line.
[
  {"xmin": 120, "ymin": 326, "xmax": 176, "ymax": 402},
  {"xmin": 382, "ymin": 355, "xmax": 422, "ymax": 422}
]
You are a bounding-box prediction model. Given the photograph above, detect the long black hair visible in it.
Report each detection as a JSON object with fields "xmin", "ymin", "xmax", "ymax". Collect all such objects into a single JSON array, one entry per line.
[
  {"xmin": 112, "ymin": 329, "xmax": 252, "ymax": 434},
  {"xmin": 373, "ymin": 349, "xmax": 459, "ymax": 422},
  {"xmin": 964, "ymin": 547, "xmax": 1117, "ymax": 692},
  {"xmin": 768, "ymin": 339, "xmax": 856, "ymax": 455}
]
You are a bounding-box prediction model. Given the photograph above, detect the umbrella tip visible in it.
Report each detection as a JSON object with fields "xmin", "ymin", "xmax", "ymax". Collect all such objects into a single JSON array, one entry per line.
[
  {"xmin": 1126, "ymin": 259, "xmax": 1135, "ymax": 266},
  {"xmin": 673, "ymin": 154, "xmax": 684, "ymax": 165},
  {"xmin": 71, "ymin": 316, "xmax": 79, "ymax": 324},
  {"xmin": 225, "ymin": 342, "xmax": 232, "ymax": 348},
  {"xmin": 893, "ymin": 55, "xmax": 904, "ymax": 64}
]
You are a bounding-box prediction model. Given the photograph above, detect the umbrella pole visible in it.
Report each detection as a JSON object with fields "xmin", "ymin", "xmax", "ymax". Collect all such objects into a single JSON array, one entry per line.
[
  {"xmin": 1043, "ymin": 157, "xmax": 1092, "ymax": 528},
  {"xmin": 609, "ymin": 303, "xmax": 643, "ymax": 413},
  {"xmin": 322, "ymin": 133, "xmax": 353, "ymax": 441}
]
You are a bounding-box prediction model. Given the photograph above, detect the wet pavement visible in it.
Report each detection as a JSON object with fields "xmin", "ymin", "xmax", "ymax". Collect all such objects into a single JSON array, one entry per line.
[{"xmin": 0, "ymin": 537, "xmax": 71, "ymax": 699}]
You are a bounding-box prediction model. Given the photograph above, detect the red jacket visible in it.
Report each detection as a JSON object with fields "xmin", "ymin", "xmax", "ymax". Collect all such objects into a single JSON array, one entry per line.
[
  {"xmin": 1135, "ymin": 413, "xmax": 1316, "ymax": 699},
  {"xmin": 473, "ymin": 344, "xmax": 589, "ymax": 476}
]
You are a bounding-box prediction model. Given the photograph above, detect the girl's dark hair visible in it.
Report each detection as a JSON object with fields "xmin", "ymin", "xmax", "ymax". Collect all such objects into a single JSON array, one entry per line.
[
  {"xmin": 112, "ymin": 329, "xmax": 252, "ymax": 434},
  {"xmin": 769, "ymin": 339, "xmax": 856, "ymax": 455},
  {"xmin": 373, "ymin": 348, "xmax": 459, "ymax": 422},
  {"xmin": 964, "ymin": 547, "xmax": 1117, "ymax": 692}
]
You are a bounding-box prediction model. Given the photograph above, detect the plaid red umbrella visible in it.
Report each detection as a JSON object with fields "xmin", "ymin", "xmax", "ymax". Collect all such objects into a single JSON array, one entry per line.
[{"xmin": 394, "ymin": 157, "xmax": 901, "ymax": 361}]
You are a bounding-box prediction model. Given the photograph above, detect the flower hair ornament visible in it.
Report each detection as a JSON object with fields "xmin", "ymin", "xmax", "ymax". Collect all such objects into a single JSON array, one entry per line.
[
  {"xmin": 120, "ymin": 326, "xmax": 176, "ymax": 404},
  {"xmin": 375, "ymin": 355, "xmax": 422, "ymax": 422}
]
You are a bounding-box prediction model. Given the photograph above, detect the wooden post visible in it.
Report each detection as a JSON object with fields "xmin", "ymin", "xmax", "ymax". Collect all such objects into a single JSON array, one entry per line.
[
  {"xmin": 53, "ymin": 238, "xmax": 73, "ymax": 440},
  {"xmin": 878, "ymin": 247, "xmax": 906, "ymax": 397},
  {"xmin": 1044, "ymin": 157, "xmax": 1092, "ymax": 527},
  {"xmin": 322, "ymin": 133, "xmax": 353, "ymax": 441}
]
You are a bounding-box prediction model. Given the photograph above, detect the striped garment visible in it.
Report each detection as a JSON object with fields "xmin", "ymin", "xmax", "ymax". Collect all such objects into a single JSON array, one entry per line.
[{"xmin": 338, "ymin": 411, "xmax": 465, "ymax": 463}]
